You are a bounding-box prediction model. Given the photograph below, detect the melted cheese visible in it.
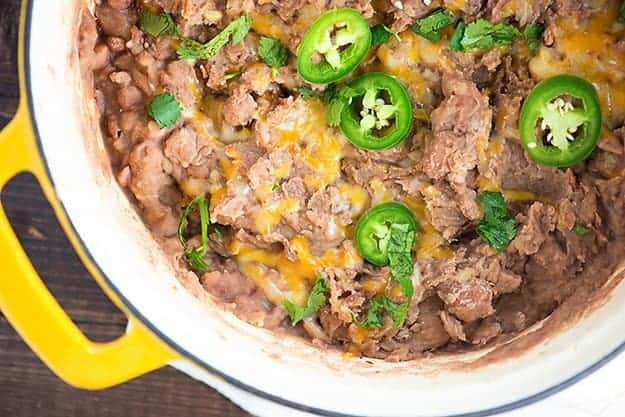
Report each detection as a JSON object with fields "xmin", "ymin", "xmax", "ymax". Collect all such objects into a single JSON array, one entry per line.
[
  {"xmin": 251, "ymin": 5, "xmax": 320, "ymax": 45},
  {"xmin": 233, "ymin": 235, "xmax": 362, "ymax": 305},
  {"xmin": 404, "ymin": 196, "xmax": 454, "ymax": 261},
  {"xmin": 250, "ymin": 12, "xmax": 290, "ymax": 44},
  {"xmin": 271, "ymin": 99, "xmax": 346, "ymax": 190},
  {"xmin": 444, "ymin": 0, "xmax": 466, "ymax": 12},
  {"xmin": 361, "ymin": 278, "xmax": 387, "ymax": 294},
  {"xmin": 375, "ymin": 31, "xmax": 452, "ymax": 106},
  {"xmin": 338, "ymin": 183, "xmax": 369, "ymax": 218},
  {"xmin": 255, "ymin": 198, "xmax": 300, "ymax": 235},
  {"xmin": 180, "ymin": 177, "xmax": 211, "ymax": 197},
  {"xmin": 529, "ymin": 3, "xmax": 625, "ymax": 122}
]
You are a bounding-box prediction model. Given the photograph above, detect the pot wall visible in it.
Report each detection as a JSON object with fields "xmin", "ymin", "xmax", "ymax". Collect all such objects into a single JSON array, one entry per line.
[{"xmin": 19, "ymin": 1, "xmax": 625, "ymax": 416}]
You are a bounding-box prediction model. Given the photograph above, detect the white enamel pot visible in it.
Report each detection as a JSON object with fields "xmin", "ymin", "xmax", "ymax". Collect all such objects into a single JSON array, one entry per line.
[{"xmin": 1, "ymin": 1, "xmax": 625, "ymax": 416}]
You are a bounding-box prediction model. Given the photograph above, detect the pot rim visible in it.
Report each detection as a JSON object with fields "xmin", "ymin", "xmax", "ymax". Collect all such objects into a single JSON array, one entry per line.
[{"xmin": 20, "ymin": 2, "xmax": 625, "ymax": 416}]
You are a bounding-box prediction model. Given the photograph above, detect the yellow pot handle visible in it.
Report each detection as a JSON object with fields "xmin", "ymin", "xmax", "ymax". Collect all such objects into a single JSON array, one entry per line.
[{"xmin": 0, "ymin": 86, "xmax": 178, "ymax": 390}]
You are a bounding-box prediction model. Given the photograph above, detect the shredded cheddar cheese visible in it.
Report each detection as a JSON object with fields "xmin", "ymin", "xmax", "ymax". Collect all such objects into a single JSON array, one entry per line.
[
  {"xmin": 529, "ymin": 3, "xmax": 625, "ymax": 123},
  {"xmin": 255, "ymin": 198, "xmax": 300, "ymax": 235},
  {"xmin": 233, "ymin": 235, "xmax": 362, "ymax": 305},
  {"xmin": 270, "ymin": 99, "xmax": 346, "ymax": 190},
  {"xmin": 375, "ymin": 31, "xmax": 451, "ymax": 106},
  {"xmin": 404, "ymin": 196, "xmax": 454, "ymax": 261}
]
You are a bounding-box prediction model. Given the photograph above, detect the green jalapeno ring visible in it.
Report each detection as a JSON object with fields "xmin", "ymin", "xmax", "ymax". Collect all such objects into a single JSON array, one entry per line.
[
  {"xmin": 519, "ymin": 74, "xmax": 602, "ymax": 168},
  {"xmin": 297, "ymin": 8, "xmax": 372, "ymax": 84},
  {"xmin": 339, "ymin": 72, "xmax": 414, "ymax": 150},
  {"xmin": 355, "ymin": 202, "xmax": 417, "ymax": 266}
]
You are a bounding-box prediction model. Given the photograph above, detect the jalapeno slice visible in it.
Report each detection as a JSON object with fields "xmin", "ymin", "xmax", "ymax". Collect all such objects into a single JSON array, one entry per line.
[
  {"xmin": 519, "ymin": 75, "xmax": 602, "ymax": 167},
  {"xmin": 355, "ymin": 202, "xmax": 417, "ymax": 266},
  {"xmin": 336, "ymin": 72, "xmax": 413, "ymax": 150},
  {"xmin": 297, "ymin": 8, "xmax": 371, "ymax": 84}
]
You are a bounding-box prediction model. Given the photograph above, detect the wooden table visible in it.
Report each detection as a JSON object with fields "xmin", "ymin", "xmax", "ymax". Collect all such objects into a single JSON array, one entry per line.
[{"xmin": 0, "ymin": 2, "xmax": 249, "ymax": 416}]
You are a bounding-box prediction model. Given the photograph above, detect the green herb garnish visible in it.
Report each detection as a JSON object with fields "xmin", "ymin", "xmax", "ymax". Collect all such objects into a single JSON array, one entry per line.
[
  {"xmin": 283, "ymin": 274, "xmax": 329, "ymax": 325},
  {"xmin": 476, "ymin": 191, "xmax": 518, "ymax": 253},
  {"xmin": 295, "ymin": 87, "xmax": 318, "ymax": 99},
  {"xmin": 371, "ymin": 24, "xmax": 396, "ymax": 46},
  {"xmin": 574, "ymin": 224, "xmax": 592, "ymax": 236},
  {"xmin": 139, "ymin": 10, "xmax": 180, "ymax": 37},
  {"xmin": 224, "ymin": 71, "xmax": 242, "ymax": 81},
  {"xmin": 177, "ymin": 15, "xmax": 252, "ymax": 59},
  {"xmin": 354, "ymin": 296, "xmax": 407, "ymax": 329},
  {"xmin": 357, "ymin": 223, "xmax": 415, "ymax": 330},
  {"xmin": 327, "ymin": 85, "xmax": 358, "ymax": 127},
  {"xmin": 523, "ymin": 23, "xmax": 543, "ymax": 51},
  {"xmin": 258, "ymin": 36, "xmax": 289, "ymax": 74},
  {"xmin": 411, "ymin": 9, "xmax": 457, "ymax": 43},
  {"xmin": 271, "ymin": 182, "xmax": 280, "ymax": 191},
  {"xmin": 448, "ymin": 21, "xmax": 466, "ymax": 51},
  {"xmin": 178, "ymin": 196, "xmax": 210, "ymax": 271},
  {"xmin": 147, "ymin": 92, "xmax": 182, "ymax": 129},
  {"xmin": 452, "ymin": 19, "xmax": 520, "ymax": 52},
  {"xmin": 619, "ymin": 1, "xmax": 625, "ymax": 22}
]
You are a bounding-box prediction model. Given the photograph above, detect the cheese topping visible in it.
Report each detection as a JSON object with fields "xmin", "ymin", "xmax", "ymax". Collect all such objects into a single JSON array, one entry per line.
[
  {"xmin": 255, "ymin": 198, "xmax": 300, "ymax": 235},
  {"xmin": 404, "ymin": 196, "xmax": 453, "ymax": 261},
  {"xmin": 529, "ymin": 4, "xmax": 625, "ymax": 123},
  {"xmin": 233, "ymin": 236, "xmax": 362, "ymax": 305},
  {"xmin": 271, "ymin": 99, "xmax": 346, "ymax": 190},
  {"xmin": 375, "ymin": 31, "xmax": 452, "ymax": 107}
]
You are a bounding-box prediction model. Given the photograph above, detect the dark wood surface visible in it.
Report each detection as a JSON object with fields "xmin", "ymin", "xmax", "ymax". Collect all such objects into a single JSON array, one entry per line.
[{"xmin": 0, "ymin": 2, "xmax": 250, "ymax": 416}]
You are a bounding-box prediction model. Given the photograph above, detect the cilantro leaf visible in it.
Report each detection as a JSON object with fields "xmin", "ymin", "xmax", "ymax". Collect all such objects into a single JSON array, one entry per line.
[
  {"xmin": 178, "ymin": 196, "xmax": 210, "ymax": 271},
  {"xmin": 230, "ymin": 15, "xmax": 252, "ymax": 44},
  {"xmin": 320, "ymin": 84, "xmax": 338, "ymax": 103},
  {"xmin": 454, "ymin": 19, "xmax": 521, "ymax": 52},
  {"xmin": 177, "ymin": 15, "xmax": 252, "ymax": 59},
  {"xmin": 387, "ymin": 223, "xmax": 415, "ymax": 300},
  {"xmin": 356, "ymin": 222, "xmax": 416, "ymax": 330},
  {"xmin": 476, "ymin": 191, "xmax": 518, "ymax": 253},
  {"xmin": 411, "ymin": 9, "xmax": 457, "ymax": 43},
  {"xmin": 574, "ymin": 224, "xmax": 592, "ymax": 236},
  {"xmin": 283, "ymin": 275, "xmax": 329, "ymax": 325},
  {"xmin": 354, "ymin": 296, "xmax": 407, "ymax": 329},
  {"xmin": 619, "ymin": 1, "xmax": 625, "ymax": 23},
  {"xmin": 327, "ymin": 85, "xmax": 358, "ymax": 127},
  {"xmin": 371, "ymin": 24, "xmax": 396, "ymax": 47},
  {"xmin": 224, "ymin": 71, "xmax": 242, "ymax": 81},
  {"xmin": 139, "ymin": 10, "xmax": 180, "ymax": 38},
  {"xmin": 449, "ymin": 21, "xmax": 466, "ymax": 51},
  {"xmin": 523, "ymin": 23, "xmax": 544, "ymax": 51},
  {"xmin": 295, "ymin": 87, "xmax": 319, "ymax": 99},
  {"xmin": 147, "ymin": 92, "xmax": 182, "ymax": 129},
  {"xmin": 258, "ymin": 36, "xmax": 289, "ymax": 71}
]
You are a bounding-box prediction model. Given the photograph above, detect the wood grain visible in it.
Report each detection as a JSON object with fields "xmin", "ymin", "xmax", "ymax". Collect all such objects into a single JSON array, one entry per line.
[{"xmin": 0, "ymin": 2, "xmax": 250, "ymax": 416}]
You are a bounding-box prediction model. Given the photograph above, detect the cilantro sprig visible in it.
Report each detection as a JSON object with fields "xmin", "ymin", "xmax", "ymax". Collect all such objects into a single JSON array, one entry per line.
[
  {"xmin": 411, "ymin": 9, "xmax": 457, "ymax": 42},
  {"xmin": 139, "ymin": 11, "xmax": 180, "ymax": 37},
  {"xmin": 619, "ymin": 1, "xmax": 625, "ymax": 22},
  {"xmin": 451, "ymin": 19, "xmax": 521, "ymax": 52},
  {"xmin": 258, "ymin": 36, "xmax": 289, "ymax": 74},
  {"xmin": 177, "ymin": 15, "xmax": 252, "ymax": 59},
  {"xmin": 476, "ymin": 191, "xmax": 518, "ymax": 253},
  {"xmin": 574, "ymin": 224, "xmax": 592, "ymax": 236},
  {"xmin": 354, "ymin": 295, "xmax": 407, "ymax": 329},
  {"xmin": 371, "ymin": 24, "xmax": 397, "ymax": 47},
  {"xmin": 178, "ymin": 196, "xmax": 211, "ymax": 271},
  {"xmin": 139, "ymin": 10, "xmax": 252, "ymax": 60},
  {"xmin": 523, "ymin": 23, "xmax": 544, "ymax": 51},
  {"xmin": 357, "ymin": 223, "xmax": 416, "ymax": 330},
  {"xmin": 283, "ymin": 274, "xmax": 329, "ymax": 325},
  {"xmin": 147, "ymin": 92, "xmax": 182, "ymax": 129}
]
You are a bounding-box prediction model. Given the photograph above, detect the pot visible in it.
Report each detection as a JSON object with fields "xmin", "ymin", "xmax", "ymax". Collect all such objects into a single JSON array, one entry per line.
[{"xmin": 2, "ymin": 2, "xmax": 625, "ymax": 416}]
